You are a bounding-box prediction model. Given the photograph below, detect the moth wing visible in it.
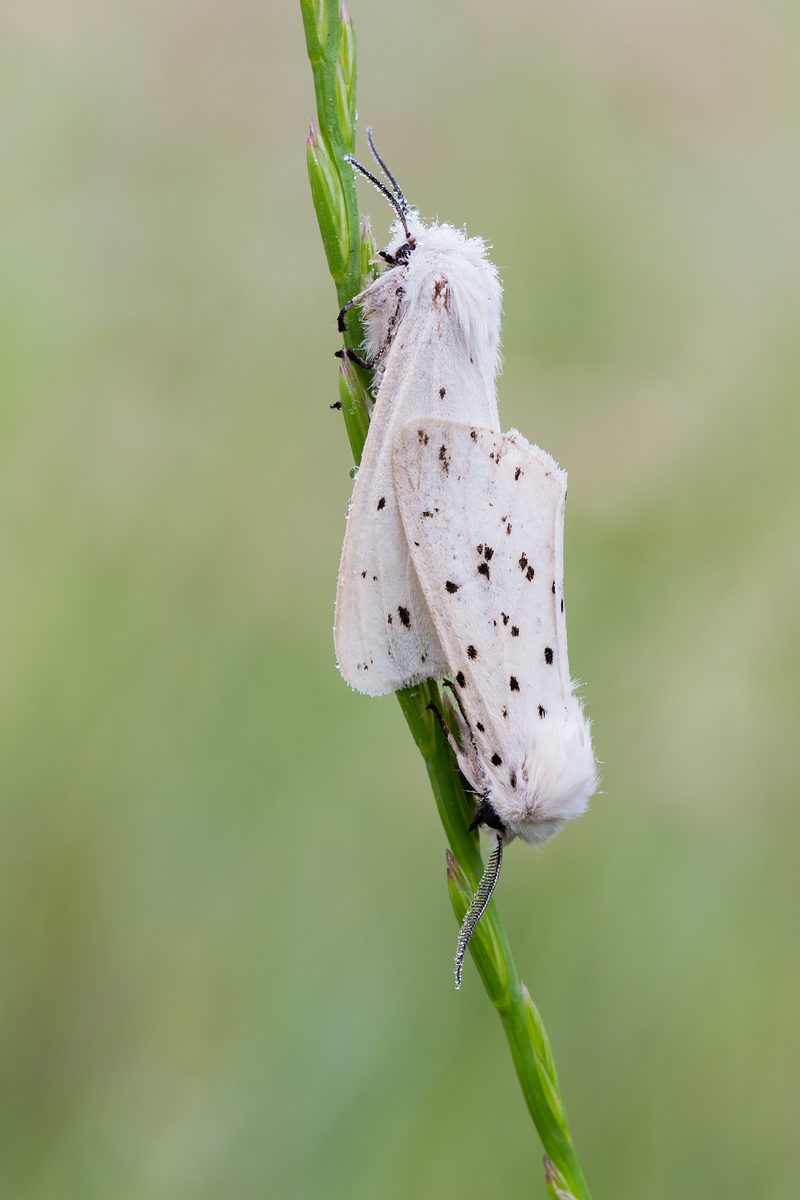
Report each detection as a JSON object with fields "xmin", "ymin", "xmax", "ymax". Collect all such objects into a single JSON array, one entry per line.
[
  {"xmin": 334, "ymin": 419, "xmax": 448, "ymax": 695},
  {"xmin": 335, "ymin": 294, "xmax": 500, "ymax": 696},
  {"xmin": 393, "ymin": 419, "xmax": 596, "ymax": 837}
]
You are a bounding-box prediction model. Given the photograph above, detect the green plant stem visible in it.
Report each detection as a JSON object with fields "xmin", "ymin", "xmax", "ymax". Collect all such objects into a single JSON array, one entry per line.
[{"xmin": 300, "ymin": 3, "xmax": 591, "ymax": 1195}]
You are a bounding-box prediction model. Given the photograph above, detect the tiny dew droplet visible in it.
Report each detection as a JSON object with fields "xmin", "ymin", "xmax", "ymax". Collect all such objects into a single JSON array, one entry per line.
[{"xmin": 349, "ymin": 465, "xmax": 359, "ymax": 480}]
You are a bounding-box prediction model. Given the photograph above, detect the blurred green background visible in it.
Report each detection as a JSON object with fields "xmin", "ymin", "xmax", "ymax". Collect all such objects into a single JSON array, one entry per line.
[{"xmin": 2, "ymin": 2, "xmax": 799, "ymax": 1197}]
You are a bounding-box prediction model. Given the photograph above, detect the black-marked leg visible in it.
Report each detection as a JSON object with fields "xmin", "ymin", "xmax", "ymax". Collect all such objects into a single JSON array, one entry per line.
[
  {"xmin": 440, "ymin": 679, "xmax": 487, "ymax": 799},
  {"xmin": 335, "ymin": 280, "xmax": 405, "ymax": 371},
  {"xmin": 333, "ymin": 347, "xmax": 375, "ymax": 369},
  {"xmin": 426, "ymin": 699, "xmax": 463, "ymax": 762},
  {"xmin": 441, "ymin": 678, "xmax": 482, "ymax": 761},
  {"xmin": 337, "ymin": 297, "xmax": 357, "ymax": 333},
  {"xmin": 441, "ymin": 678, "xmax": 470, "ymax": 727}
]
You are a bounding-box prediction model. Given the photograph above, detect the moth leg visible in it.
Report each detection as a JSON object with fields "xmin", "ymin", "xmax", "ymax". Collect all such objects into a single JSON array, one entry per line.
[
  {"xmin": 335, "ymin": 346, "xmax": 376, "ymax": 369},
  {"xmin": 426, "ymin": 698, "xmax": 463, "ymax": 762},
  {"xmin": 441, "ymin": 678, "xmax": 482, "ymax": 765},
  {"xmin": 335, "ymin": 278, "xmax": 376, "ymax": 334},
  {"xmin": 384, "ymin": 284, "xmax": 405, "ymax": 343},
  {"xmin": 335, "ymin": 285, "xmax": 406, "ymax": 369},
  {"xmin": 430, "ymin": 684, "xmax": 488, "ymax": 806},
  {"xmin": 337, "ymin": 295, "xmax": 359, "ymax": 333},
  {"xmin": 336, "ymin": 287, "xmax": 376, "ymax": 366}
]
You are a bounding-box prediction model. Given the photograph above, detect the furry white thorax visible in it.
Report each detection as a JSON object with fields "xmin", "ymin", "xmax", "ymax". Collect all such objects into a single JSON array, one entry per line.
[{"xmin": 361, "ymin": 216, "xmax": 502, "ymax": 393}]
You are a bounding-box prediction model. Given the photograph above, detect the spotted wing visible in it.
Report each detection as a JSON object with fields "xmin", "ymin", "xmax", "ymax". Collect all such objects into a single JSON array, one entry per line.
[
  {"xmin": 334, "ymin": 305, "xmax": 499, "ymax": 696},
  {"xmin": 393, "ymin": 419, "xmax": 596, "ymax": 838}
]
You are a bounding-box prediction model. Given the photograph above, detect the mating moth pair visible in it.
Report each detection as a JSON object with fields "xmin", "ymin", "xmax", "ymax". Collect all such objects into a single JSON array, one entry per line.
[{"xmin": 333, "ymin": 134, "xmax": 597, "ymax": 985}]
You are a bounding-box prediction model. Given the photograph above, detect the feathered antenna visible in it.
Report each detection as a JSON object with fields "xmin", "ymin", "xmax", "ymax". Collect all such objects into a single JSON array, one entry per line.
[
  {"xmin": 344, "ymin": 155, "xmax": 411, "ymax": 241},
  {"xmin": 366, "ymin": 126, "xmax": 410, "ymax": 214},
  {"xmin": 454, "ymin": 834, "xmax": 503, "ymax": 989}
]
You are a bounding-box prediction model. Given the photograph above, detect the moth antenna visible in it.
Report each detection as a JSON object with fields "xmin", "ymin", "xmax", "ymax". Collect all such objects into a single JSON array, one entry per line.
[
  {"xmin": 454, "ymin": 834, "xmax": 503, "ymax": 990},
  {"xmin": 366, "ymin": 127, "xmax": 410, "ymax": 215},
  {"xmin": 344, "ymin": 154, "xmax": 412, "ymax": 241}
]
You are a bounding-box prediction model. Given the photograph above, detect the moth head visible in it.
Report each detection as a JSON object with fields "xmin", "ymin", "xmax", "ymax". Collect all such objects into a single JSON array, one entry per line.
[{"xmin": 469, "ymin": 796, "xmax": 508, "ymax": 838}]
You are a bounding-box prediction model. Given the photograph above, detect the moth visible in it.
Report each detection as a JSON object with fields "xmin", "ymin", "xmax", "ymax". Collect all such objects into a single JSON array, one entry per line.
[{"xmin": 334, "ymin": 132, "xmax": 502, "ymax": 695}]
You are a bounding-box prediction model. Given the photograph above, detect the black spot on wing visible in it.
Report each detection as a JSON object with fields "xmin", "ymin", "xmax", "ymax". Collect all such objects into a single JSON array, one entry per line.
[
  {"xmin": 477, "ymin": 561, "xmax": 490, "ymax": 580},
  {"xmin": 377, "ymin": 496, "xmax": 385, "ymax": 510},
  {"xmin": 509, "ymin": 676, "xmax": 520, "ymax": 692},
  {"xmin": 397, "ymin": 606, "xmax": 411, "ymax": 628},
  {"xmin": 467, "ymin": 645, "xmax": 478, "ymax": 659},
  {"xmin": 544, "ymin": 647, "xmax": 553, "ymax": 665},
  {"xmin": 514, "ymin": 467, "xmax": 522, "ymax": 480},
  {"xmin": 476, "ymin": 721, "xmax": 485, "ymax": 732},
  {"xmin": 538, "ymin": 705, "xmax": 547, "ymax": 718},
  {"xmin": 490, "ymin": 753, "xmax": 502, "ymax": 767},
  {"xmin": 511, "ymin": 626, "xmax": 519, "ymax": 637},
  {"xmin": 439, "ymin": 386, "xmax": 446, "ymax": 398},
  {"xmin": 445, "ymin": 580, "xmax": 460, "ymax": 593},
  {"xmin": 417, "ymin": 429, "xmax": 429, "ymax": 445},
  {"xmin": 456, "ymin": 671, "xmax": 466, "ymax": 688}
]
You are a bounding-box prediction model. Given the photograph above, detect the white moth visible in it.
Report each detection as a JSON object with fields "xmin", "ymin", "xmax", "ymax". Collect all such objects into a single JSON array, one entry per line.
[
  {"xmin": 392, "ymin": 419, "xmax": 597, "ymax": 984},
  {"xmin": 334, "ymin": 134, "xmax": 502, "ymax": 695}
]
